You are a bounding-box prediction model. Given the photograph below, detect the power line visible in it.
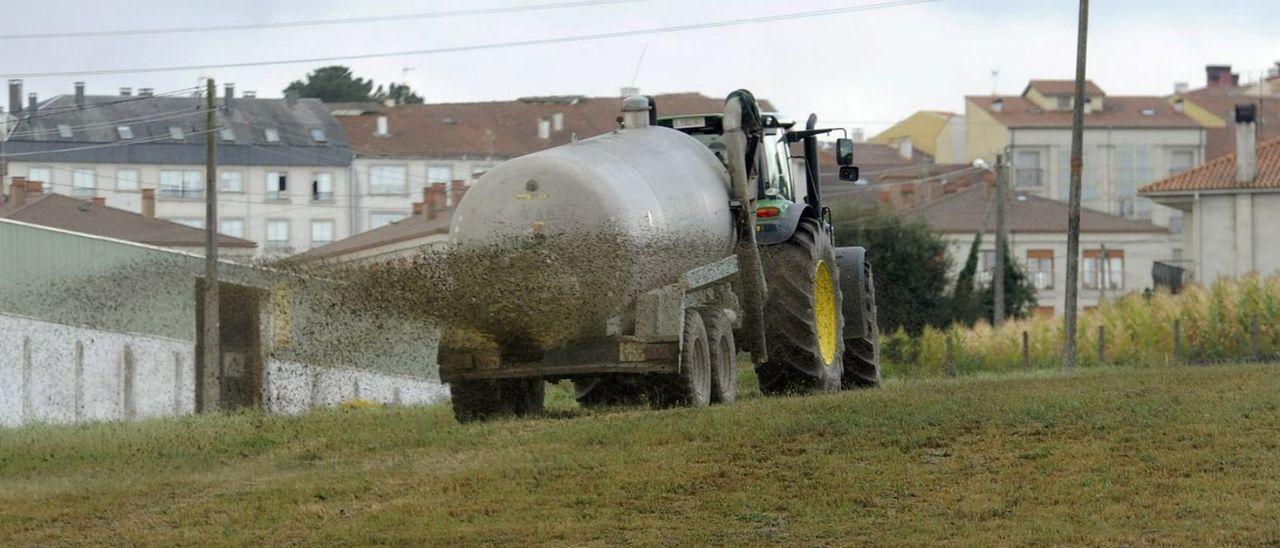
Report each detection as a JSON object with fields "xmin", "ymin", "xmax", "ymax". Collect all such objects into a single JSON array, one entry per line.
[
  {"xmin": 6, "ymin": 87, "xmax": 203, "ymax": 125},
  {"xmin": 0, "ymin": 0, "xmax": 943, "ymax": 78},
  {"xmin": 0, "ymin": 127, "xmax": 220, "ymax": 157},
  {"xmin": 0, "ymin": 0, "xmax": 652, "ymax": 41},
  {"xmin": 5, "ymin": 107, "xmax": 204, "ymax": 138}
]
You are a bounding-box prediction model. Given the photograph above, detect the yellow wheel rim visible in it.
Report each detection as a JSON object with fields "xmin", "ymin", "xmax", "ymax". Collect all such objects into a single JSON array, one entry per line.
[{"xmin": 814, "ymin": 260, "xmax": 838, "ymax": 366}]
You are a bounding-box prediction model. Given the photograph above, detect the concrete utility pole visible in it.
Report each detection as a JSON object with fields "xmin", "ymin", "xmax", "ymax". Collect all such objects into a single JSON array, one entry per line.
[
  {"xmin": 1063, "ymin": 0, "xmax": 1090, "ymax": 370},
  {"xmin": 202, "ymin": 78, "xmax": 223, "ymax": 409},
  {"xmin": 993, "ymin": 153, "xmax": 1007, "ymax": 327}
]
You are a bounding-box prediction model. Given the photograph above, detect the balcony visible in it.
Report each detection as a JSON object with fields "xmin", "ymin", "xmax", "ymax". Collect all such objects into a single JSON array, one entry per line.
[
  {"xmin": 1015, "ymin": 168, "xmax": 1043, "ymax": 187},
  {"xmin": 265, "ymin": 191, "xmax": 290, "ymax": 203},
  {"xmin": 312, "ymin": 191, "xmax": 334, "ymax": 203},
  {"xmin": 158, "ymin": 188, "xmax": 204, "ymax": 200}
]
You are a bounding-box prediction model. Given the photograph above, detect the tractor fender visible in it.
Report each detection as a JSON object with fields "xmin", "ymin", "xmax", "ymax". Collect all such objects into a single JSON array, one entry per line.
[
  {"xmin": 835, "ymin": 246, "xmax": 873, "ymax": 340},
  {"xmin": 756, "ymin": 202, "xmax": 811, "ymax": 245}
]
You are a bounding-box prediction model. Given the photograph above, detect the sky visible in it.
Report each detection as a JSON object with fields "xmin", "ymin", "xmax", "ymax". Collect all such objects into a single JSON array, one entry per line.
[{"xmin": 3, "ymin": 0, "xmax": 1279, "ymax": 135}]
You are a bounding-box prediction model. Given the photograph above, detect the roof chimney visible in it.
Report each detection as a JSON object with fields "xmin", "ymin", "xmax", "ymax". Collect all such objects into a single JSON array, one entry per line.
[
  {"xmin": 1173, "ymin": 81, "xmax": 1189, "ymax": 95},
  {"xmin": 90, "ymin": 196, "xmax": 106, "ymax": 206},
  {"xmin": 243, "ymin": 90, "xmax": 257, "ymax": 99},
  {"xmin": 8, "ymin": 79, "xmax": 21, "ymax": 114},
  {"xmin": 412, "ymin": 202, "xmax": 424, "ymax": 216},
  {"xmin": 8, "ymin": 177, "xmax": 27, "ymax": 210},
  {"xmin": 119, "ymin": 87, "xmax": 132, "ymax": 96},
  {"xmin": 137, "ymin": 88, "xmax": 154, "ymax": 97},
  {"xmin": 1235, "ymin": 104, "xmax": 1257, "ymax": 184},
  {"xmin": 450, "ymin": 180, "xmax": 468, "ymax": 207},
  {"xmin": 896, "ymin": 137, "xmax": 913, "ymax": 160},
  {"xmin": 375, "ymin": 114, "xmax": 389, "ymax": 136},
  {"xmin": 224, "ymin": 82, "xmax": 234, "ymax": 111},
  {"xmin": 141, "ymin": 188, "xmax": 156, "ymax": 219},
  {"xmin": 1206, "ymin": 65, "xmax": 1235, "ymax": 88},
  {"xmin": 552, "ymin": 112, "xmax": 564, "ymax": 131},
  {"xmin": 537, "ymin": 118, "xmax": 551, "ymax": 139},
  {"xmin": 426, "ymin": 183, "xmax": 446, "ymax": 219},
  {"xmin": 992, "ymin": 97, "xmax": 1004, "ymax": 112},
  {"xmin": 74, "ymin": 82, "xmax": 85, "ymax": 107},
  {"xmin": 1173, "ymin": 97, "xmax": 1184, "ymax": 113},
  {"xmin": 26, "ymin": 93, "xmax": 37, "ymax": 118},
  {"xmin": 285, "ymin": 90, "xmax": 298, "ymax": 108}
]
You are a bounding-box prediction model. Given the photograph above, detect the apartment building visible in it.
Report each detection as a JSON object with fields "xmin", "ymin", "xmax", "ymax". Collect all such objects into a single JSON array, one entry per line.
[
  {"xmin": 332, "ymin": 92, "xmax": 769, "ymax": 233},
  {"xmin": 1, "ymin": 80, "xmax": 352, "ymax": 257},
  {"xmin": 965, "ymin": 80, "xmax": 1205, "ymax": 233}
]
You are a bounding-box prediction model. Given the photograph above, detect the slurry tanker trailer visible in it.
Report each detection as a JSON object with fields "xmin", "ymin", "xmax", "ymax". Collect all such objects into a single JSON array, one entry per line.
[{"xmin": 438, "ymin": 90, "xmax": 880, "ymax": 421}]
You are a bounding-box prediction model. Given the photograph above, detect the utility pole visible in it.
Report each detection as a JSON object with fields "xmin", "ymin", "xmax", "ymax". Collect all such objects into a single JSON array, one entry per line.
[
  {"xmin": 993, "ymin": 153, "xmax": 1007, "ymax": 327},
  {"xmin": 202, "ymin": 78, "xmax": 223, "ymax": 409},
  {"xmin": 1063, "ymin": 0, "xmax": 1090, "ymax": 370}
]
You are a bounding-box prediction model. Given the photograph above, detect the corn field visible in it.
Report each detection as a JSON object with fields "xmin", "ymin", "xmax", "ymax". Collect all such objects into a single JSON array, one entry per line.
[{"xmin": 882, "ymin": 274, "xmax": 1280, "ymax": 378}]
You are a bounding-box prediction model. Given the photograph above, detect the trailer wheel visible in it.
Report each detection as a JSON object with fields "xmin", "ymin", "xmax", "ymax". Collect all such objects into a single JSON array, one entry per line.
[
  {"xmin": 652, "ymin": 309, "xmax": 712, "ymax": 408},
  {"xmin": 703, "ymin": 310, "xmax": 738, "ymax": 404},
  {"xmin": 450, "ymin": 378, "xmax": 544, "ymax": 423},
  {"xmin": 756, "ymin": 218, "xmax": 844, "ymax": 395}
]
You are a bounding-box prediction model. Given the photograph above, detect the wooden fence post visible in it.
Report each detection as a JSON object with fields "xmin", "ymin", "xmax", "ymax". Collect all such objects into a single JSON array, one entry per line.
[
  {"xmin": 1097, "ymin": 325, "xmax": 1106, "ymax": 365},
  {"xmin": 1022, "ymin": 330, "xmax": 1030, "ymax": 371},
  {"xmin": 945, "ymin": 336, "xmax": 955, "ymax": 378},
  {"xmin": 1173, "ymin": 319, "xmax": 1182, "ymax": 363}
]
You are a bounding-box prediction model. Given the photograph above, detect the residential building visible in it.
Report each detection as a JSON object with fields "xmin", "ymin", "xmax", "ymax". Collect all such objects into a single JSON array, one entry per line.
[
  {"xmin": 868, "ymin": 110, "xmax": 966, "ymax": 163},
  {"xmin": 904, "ymin": 184, "xmax": 1170, "ymax": 315},
  {"xmin": 2, "ymin": 178, "xmax": 256, "ymax": 258},
  {"xmin": 290, "ymin": 183, "xmax": 454, "ymax": 264},
  {"xmin": 1169, "ymin": 63, "xmax": 1280, "ymax": 161},
  {"xmin": 965, "ymin": 80, "xmax": 1205, "ymax": 233},
  {"xmin": 332, "ymin": 92, "xmax": 773, "ymax": 233},
  {"xmin": 1, "ymin": 80, "xmax": 352, "ymax": 257},
  {"xmin": 1140, "ymin": 108, "xmax": 1280, "ymax": 282}
]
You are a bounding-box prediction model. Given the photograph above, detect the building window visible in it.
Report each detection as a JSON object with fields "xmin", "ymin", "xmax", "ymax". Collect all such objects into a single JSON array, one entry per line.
[
  {"xmin": 1169, "ymin": 149, "xmax": 1196, "ymax": 175},
  {"xmin": 57, "ymin": 124, "xmax": 73, "ymax": 139},
  {"xmin": 1056, "ymin": 96, "xmax": 1071, "ymax": 109},
  {"xmin": 26, "ymin": 167, "xmax": 52, "ymax": 188},
  {"xmin": 976, "ymin": 249, "xmax": 996, "ymax": 285},
  {"xmin": 1014, "ymin": 150, "xmax": 1043, "ymax": 187},
  {"xmin": 265, "ymin": 220, "xmax": 290, "ymax": 249},
  {"xmin": 116, "ymin": 169, "xmax": 140, "ymax": 191},
  {"xmin": 370, "ymin": 211, "xmax": 406, "ymax": 229},
  {"xmin": 1026, "ymin": 249, "xmax": 1054, "ymax": 290},
  {"xmin": 169, "ymin": 218, "xmax": 203, "ymax": 229},
  {"xmin": 168, "ymin": 126, "xmax": 185, "ymax": 140},
  {"xmin": 263, "ymin": 128, "xmax": 280, "ymax": 143},
  {"xmin": 312, "ymin": 172, "xmax": 334, "ymax": 201},
  {"xmin": 72, "ymin": 169, "xmax": 96, "ymax": 197},
  {"xmin": 117, "ymin": 126, "xmax": 134, "ymax": 140},
  {"xmin": 160, "ymin": 169, "xmax": 203, "ymax": 199},
  {"xmin": 309, "ymin": 128, "xmax": 327, "ymax": 142},
  {"xmin": 370, "ymin": 165, "xmax": 407, "ymax": 195},
  {"xmin": 311, "ymin": 220, "xmax": 335, "ymax": 246},
  {"xmin": 220, "ymin": 171, "xmax": 244, "ymax": 192},
  {"xmin": 1083, "ymin": 249, "xmax": 1124, "ymax": 290},
  {"xmin": 266, "ymin": 172, "xmax": 288, "ymax": 201},
  {"xmin": 219, "ymin": 218, "xmax": 245, "ymax": 238},
  {"xmin": 219, "ymin": 127, "xmax": 235, "ymax": 142}
]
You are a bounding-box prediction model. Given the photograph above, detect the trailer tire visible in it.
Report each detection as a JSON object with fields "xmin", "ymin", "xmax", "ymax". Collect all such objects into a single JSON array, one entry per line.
[
  {"xmin": 652, "ymin": 309, "xmax": 713, "ymax": 408},
  {"xmin": 450, "ymin": 378, "xmax": 544, "ymax": 423},
  {"xmin": 756, "ymin": 218, "xmax": 844, "ymax": 395},
  {"xmin": 704, "ymin": 310, "xmax": 738, "ymax": 404}
]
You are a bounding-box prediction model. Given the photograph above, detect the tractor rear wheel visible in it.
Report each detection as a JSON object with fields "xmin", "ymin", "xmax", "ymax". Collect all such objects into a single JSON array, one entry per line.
[
  {"xmin": 704, "ymin": 310, "xmax": 738, "ymax": 404},
  {"xmin": 450, "ymin": 378, "xmax": 545, "ymax": 423},
  {"xmin": 843, "ymin": 266, "xmax": 882, "ymax": 388},
  {"xmin": 651, "ymin": 309, "xmax": 713, "ymax": 408},
  {"xmin": 756, "ymin": 218, "xmax": 844, "ymax": 395}
]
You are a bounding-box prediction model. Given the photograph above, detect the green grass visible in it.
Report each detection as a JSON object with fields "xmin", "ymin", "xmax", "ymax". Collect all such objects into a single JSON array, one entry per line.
[{"xmin": 2, "ymin": 363, "xmax": 1279, "ymax": 545}]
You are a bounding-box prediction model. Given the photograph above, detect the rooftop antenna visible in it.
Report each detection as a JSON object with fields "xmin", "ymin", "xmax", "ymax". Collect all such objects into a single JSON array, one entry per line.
[{"xmin": 990, "ymin": 67, "xmax": 1000, "ymax": 96}]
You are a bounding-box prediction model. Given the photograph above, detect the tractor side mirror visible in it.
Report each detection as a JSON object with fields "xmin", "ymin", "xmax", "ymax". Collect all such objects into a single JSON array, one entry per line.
[
  {"xmin": 836, "ymin": 138, "xmax": 854, "ymax": 166},
  {"xmin": 839, "ymin": 165, "xmax": 860, "ymax": 182}
]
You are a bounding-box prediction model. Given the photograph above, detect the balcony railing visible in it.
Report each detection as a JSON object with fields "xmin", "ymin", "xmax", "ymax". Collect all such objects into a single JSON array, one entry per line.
[
  {"xmin": 1015, "ymin": 168, "xmax": 1044, "ymax": 187},
  {"xmin": 312, "ymin": 191, "xmax": 334, "ymax": 202},
  {"xmin": 265, "ymin": 191, "xmax": 290, "ymax": 202},
  {"xmin": 158, "ymin": 187, "xmax": 204, "ymax": 200}
]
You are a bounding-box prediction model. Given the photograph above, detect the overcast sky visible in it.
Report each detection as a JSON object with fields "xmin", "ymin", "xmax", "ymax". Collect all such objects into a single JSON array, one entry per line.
[{"xmin": 5, "ymin": 0, "xmax": 1279, "ymax": 134}]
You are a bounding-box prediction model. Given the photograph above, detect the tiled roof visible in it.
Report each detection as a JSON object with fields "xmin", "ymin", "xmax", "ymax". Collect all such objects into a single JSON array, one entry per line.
[
  {"xmin": 1181, "ymin": 87, "xmax": 1280, "ymax": 160},
  {"xmin": 0, "ymin": 193, "xmax": 256, "ymax": 248},
  {"xmin": 338, "ymin": 92, "xmax": 775, "ymax": 158},
  {"xmin": 1140, "ymin": 136, "xmax": 1280, "ymax": 194},
  {"xmin": 903, "ymin": 184, "xmax": 1167, "ymax": 234},
  {"xmin": 1024, "ymin": 79, "xmax": 1105, "ymax": 96},
  {"xmin": 288, "ymin": 209, "xmax": 453, "ymax": 262},
  {"xmin": 968, "ymin": 95, "xmax": 1202, "ymax": 129}
]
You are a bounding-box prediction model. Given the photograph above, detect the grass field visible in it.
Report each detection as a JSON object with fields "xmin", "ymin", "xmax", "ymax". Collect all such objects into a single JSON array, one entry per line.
[{"xmin": 2, "ymin": 363, "xmax": 1279, "ymax": 545}]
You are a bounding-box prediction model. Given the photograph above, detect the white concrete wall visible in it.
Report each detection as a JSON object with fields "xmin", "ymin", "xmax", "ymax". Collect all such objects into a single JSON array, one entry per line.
[
  {"xmin": 1191, "ymin": 192, "xmax": 1280, "ymax": 282},
  {"xmin": 1, "ymin": 313, "xmax": 449, "ymax": 428},
  {"xmin": 943, "ymin": 230, "xmax": 1174, "ymax": 315},
  {"xmin": 0, "ymin": 313, "xmax": 195, "ymax": 428},
  {"xmin": 8, "ymin": 160, "xmax": 352, "ymax": 257}
]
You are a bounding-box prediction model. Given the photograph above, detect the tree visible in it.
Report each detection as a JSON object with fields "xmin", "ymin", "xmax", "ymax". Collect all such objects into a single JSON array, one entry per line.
[
  {"xmin": 374, "ymin": 83, "xmax": 424, "ymax": 105},
  {"xmin": 980, "ymin": 241, "xmax": 1038, "ymax": 321},
  {"xmin": 949, "ymin": 233, "xmax": 984, "ymax": 326},
  {"xmin": 834, "ymin": 206, "xmax": 952, "ymax": 335},
  {"xmin": 284, "ymin": 66, "xmax": 376, "ymax": 102}
]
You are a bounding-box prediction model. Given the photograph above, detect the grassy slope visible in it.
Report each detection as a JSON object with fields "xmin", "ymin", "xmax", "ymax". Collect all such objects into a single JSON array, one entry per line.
[{"xmin": 2, "ymin": 364, "xmax": 1279, "ymax": 545}]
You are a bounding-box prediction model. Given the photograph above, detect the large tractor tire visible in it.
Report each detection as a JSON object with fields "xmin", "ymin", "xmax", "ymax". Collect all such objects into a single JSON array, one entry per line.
[
  {"xmin": 836, "ymin": 247, "xmax": 882, "ymax": 388},
  {"xmin": 756, "ymin": 218, "xmax": 844, "ymax": 395},
  {"xmin": 703, "ymin": 310, "xmax": 738, "ymax": 403},
  {"xmin": 651, "ymin": 309, "xmax": 713, "ymax": 408},
  {"xmin": 450, "ymin": 378, "xmax": 545, "ymax": 423}
]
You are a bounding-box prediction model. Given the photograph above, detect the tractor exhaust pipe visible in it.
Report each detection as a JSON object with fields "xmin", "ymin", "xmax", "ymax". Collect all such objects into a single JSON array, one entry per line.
[{"xmin": 724, "ymin": 90, "xmax": 769, "ymax": 364}]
